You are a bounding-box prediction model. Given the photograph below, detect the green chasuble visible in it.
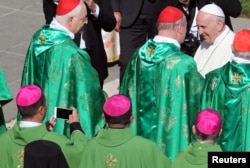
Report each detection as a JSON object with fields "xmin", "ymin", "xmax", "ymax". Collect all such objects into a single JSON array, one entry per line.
[
  {"xmin": 0, "ymin": 122, "xmax": 87, "ymax": 168},
  {"xmin": 119, "ymin": 39, "xmax": 204, "ymax": 160},
  {"xmin": 79, "ymin": 128, "xmax": 171, "ymax": 168},
  {"xmin": 201, "ymin": 61, "xmax": 250, "ymax": 152},
  {"xmin": 0, "ymin": 68, "xmax": 13, "ymax": 134},
  {"xmin": 21, "ymin": 25, "xmax": 105, "ymax": 138},
  {"xmin": 172, "ymin": 142, "xmax": 222, "ymax": 168}
]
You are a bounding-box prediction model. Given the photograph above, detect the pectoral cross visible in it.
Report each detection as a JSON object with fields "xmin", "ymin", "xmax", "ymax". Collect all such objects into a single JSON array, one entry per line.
[
  {"xmin": 231, "ymin": 72, "xmax": 242, "ymax": 84},
  {"xmin": 38, "ymin": 34, "xmax": 46, "ymax": 45},
  {"xmin": 105, "ymin": 153, "xmax": 118, "ymax": 168},
  {"xmin": 147, "ymin": 46, "xmax": 155, "ymax": 57}
]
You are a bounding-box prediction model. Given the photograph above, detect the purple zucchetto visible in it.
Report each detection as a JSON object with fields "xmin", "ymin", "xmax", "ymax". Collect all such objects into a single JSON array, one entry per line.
[
  {"xmin": 103, "ymin": 94, "xmax": 131, "ymax": 117},
  {"xmin": 16, "ymin": 85, "xmax": 42, "ymax": 107},
  {"xmin": 195, "ymin": 109, "xmax": 222, "ymax": 136}
]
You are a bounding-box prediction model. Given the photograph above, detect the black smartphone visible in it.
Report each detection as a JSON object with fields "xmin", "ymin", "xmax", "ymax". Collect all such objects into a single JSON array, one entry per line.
[{"xmin": 54, "ymin": 107, "xmax": 73, "ymax": 120}]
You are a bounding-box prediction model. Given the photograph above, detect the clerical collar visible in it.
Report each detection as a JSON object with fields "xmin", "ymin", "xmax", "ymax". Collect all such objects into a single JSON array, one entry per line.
[
  {"xmin": 153, "ymin": 35, "xmax": 180, "ymax": 48},
  {"xmin": 19, "ymin": 121, "xmax": 42, "ymax": 128},
  {"xmin": 50, "ymin": 18, "xmax": 75, "ymax": 39},
  {"xmin": 231, "ymin": 55, "xmax": 250, "ymax": 64}
]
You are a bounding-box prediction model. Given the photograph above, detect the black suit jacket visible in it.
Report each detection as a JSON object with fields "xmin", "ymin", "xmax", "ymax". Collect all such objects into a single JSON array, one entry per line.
[
  {"xmin": 75, "ymin": 0, "xmax": 116, "ymax": 81},
  {"xmin": 111, "ymin": 0, "xmax": 143, "ymax": 27},
  {"xmin": 173, "ymin": 0, "xmax": 242, "ymax": 30},
  {"xmin": 111, "ymin": 0, "xmax": 176, "ymax": 28},
  {"xmin": 43, "ymin": 0, "xmax": 57, "ymax": 24}
]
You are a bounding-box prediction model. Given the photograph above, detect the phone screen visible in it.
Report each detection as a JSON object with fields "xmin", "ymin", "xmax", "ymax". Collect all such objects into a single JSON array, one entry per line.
[{"xmin": 55, "ymin": 107, "xmax": 73, "ymax": 120}]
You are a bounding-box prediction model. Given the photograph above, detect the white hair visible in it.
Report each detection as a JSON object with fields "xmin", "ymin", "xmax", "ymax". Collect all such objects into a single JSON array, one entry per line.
[{"xmin": 233, "ymin": 50, "xmax": 250, "ymax": 59}]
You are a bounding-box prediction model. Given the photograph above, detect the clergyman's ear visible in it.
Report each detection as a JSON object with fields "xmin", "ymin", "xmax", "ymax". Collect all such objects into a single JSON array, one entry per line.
[
  {"xmin": 216, "ymin": 19, "xmax": 224, "ymax": 32},
  {"xmin": 192, "ymin": 125, "xmax": 196, "ymax": 135},
  {"xmin": 102, "ymin": 113, "xmax": 106, "ymax": 120},
  {"xmin": 130, "ymin": 114, "xmax": 134, "ymax": 122},
  {"xmin": 67, "ymin": 17, "xmax": 74, "ymax": 28},
  {"xmin": 38, "ymin": 105, "xmax": 46, "ymax": 117},
  {"xmin": 218, "ymin": 128, "xmax": 223, "ymax": 137}
]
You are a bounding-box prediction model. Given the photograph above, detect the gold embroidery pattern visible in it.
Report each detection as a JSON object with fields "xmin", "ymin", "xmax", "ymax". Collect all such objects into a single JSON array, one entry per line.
[
  {"xmin": 166, "ymin": 116, "xmax": 177, "ymax": 132},
  {"xmin": 16, "ymin": 149, "xmax": 24, "ymax": 168},
  {"xmin": 174, "ymin": 75, "xmax": 182, "ymax": 88},
  {"xmin": 210, "ymin": 77, "xmax": 218, "ymax": 91},
  {"xmin": 160, "ymin": 108, "xmax": 168, "ymax": 125},
  {"xmin": 166, "ymin": 59, "xmax": 181, "ymax": 69},
  {"xmin": 104, "ymin": 153, "xmax": 118, "ymax": 168},
  {"xmin": 182, "ymin": 124, "xmax": 189, "ymax": 138},
  {"xmin": 38, "ymin": 34, "xmax": 46, "ymax": 45},
  {"xmin": 165, "ymin": 86, "xmax": 172, "ymax": 98},
  {"xmin": 158, "ymin": 139, "xmax": 166, "ymax": 153},
  {"xmin": 147, "ymin": 46, "xmax": 155, "ymax": 57},
  {"xmin": 242, "ymin": 93, "xmax": 250, "ymax": 115},
  {"xmin": 83, "ymin": 92, "xmax": 91, "ymax": 112},
  {"xmin": 49, "ymin": 60, "xmax": 62, "ymax": 83},
  {"xmin": 231, "ymin": 72, "xmax": 242, "ymax": 84}
]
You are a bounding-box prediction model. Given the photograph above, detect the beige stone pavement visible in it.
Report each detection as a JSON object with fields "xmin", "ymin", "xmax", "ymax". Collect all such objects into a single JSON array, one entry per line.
[{"xmin": 0, "ymin": 0, "xmax": 249, "ymax": 128}]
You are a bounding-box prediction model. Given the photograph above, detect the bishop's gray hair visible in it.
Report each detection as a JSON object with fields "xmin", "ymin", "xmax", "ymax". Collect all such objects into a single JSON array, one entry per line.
[{"xmin": 157, "ymin": 16, "xmax": 186, "ymax": 31}]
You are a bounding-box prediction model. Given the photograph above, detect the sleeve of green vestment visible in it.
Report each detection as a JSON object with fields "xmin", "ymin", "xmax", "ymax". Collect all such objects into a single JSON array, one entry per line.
[
  {"xmin": 53, "ymin": 130, "xmax": 88, "ymax": 168},
  {"xmin": 119, "ymin": 50, "xmax": 141, "ymax": 135},
  {"xmin": 0, "ymin": 68, "xmax": 13, "ymax": 106},
  {"xmin": 151, "ymin": 144, "xmax": 172, "ymax": 168},
  {"xmin": 201, "ymin": 70, "xmax": 226, "ymax": 112},
  {"xmin": 184, "ymin": 63, "xmax": 205, "ymax": 141},
  {"xmin": 0, "ymin": 68, "xmax": 13, "ymax": 134}
]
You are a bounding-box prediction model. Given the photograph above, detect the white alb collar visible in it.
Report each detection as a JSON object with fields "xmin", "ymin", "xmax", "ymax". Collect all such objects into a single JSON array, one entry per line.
[
  {"xmin": 231, "ymin": 55, "xmax": 250, "ymax": 64},
  {"xmin": 153, "ymin": 35, "xmax": 180, "ymax": 48},
  {"xmin": 19, "ymin": 121, "xmax": 42, "ymax": 128}
]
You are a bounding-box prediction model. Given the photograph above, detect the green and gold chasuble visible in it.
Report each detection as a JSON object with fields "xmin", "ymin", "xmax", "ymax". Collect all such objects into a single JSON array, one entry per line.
[
  {"xmin": 201, "ymin": 61, "xmax": 250, "ymax": 152},
  {"xmin": 0, "ymin": 68, "xmax": 13, "ymax": 134},
  {"xmin": 172, "ymin": 142, "xmax": 222, "ymax": 168},
  {"xmin": 79, "ymin": 128, "xmax": 171, "ymax": 168},
  {"xmin": 120, "ymin": 39, "xmax": 204, "ymax": 160},
  {"xmin": 21, "ymin": 25, "xmax": 105, "ymax": 138},
  {"xmin": 0, "ymin": 122, "xmax": 87, "ymax": 168}
]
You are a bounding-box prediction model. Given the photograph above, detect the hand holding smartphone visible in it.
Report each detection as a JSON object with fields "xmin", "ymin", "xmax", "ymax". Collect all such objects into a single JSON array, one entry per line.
[{"xmin": 54, "ymin": 107, "xmax": 73, "ymax": 120}]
